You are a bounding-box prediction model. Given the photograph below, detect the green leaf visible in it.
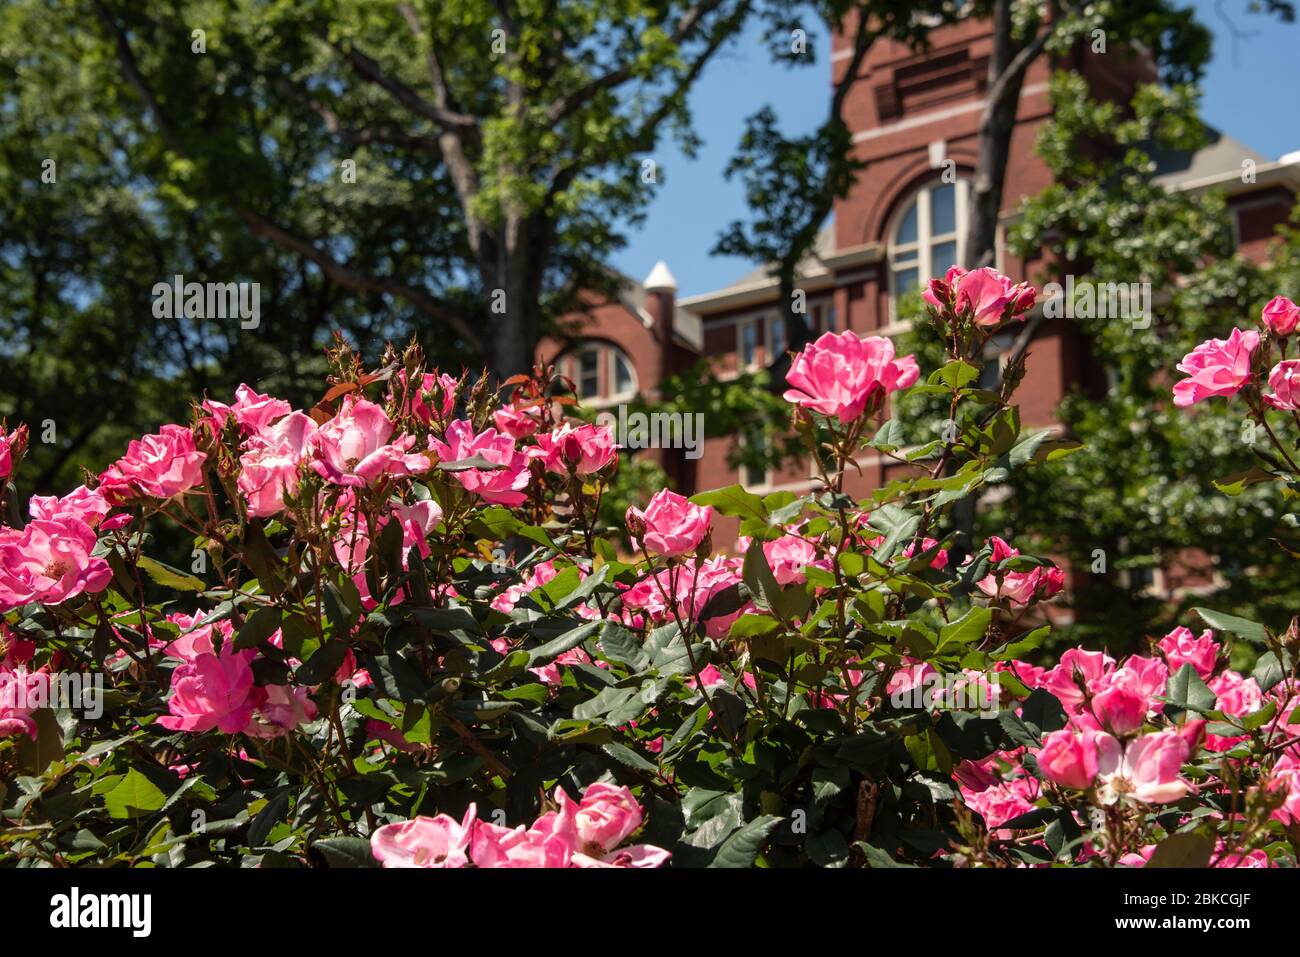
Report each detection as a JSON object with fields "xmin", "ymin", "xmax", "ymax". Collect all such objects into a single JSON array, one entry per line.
[
  {"xmin": 247, "ymin": 791, "xmax": 290, "ymax": 847},
  {"xmin": 137, "ymin": 556, "xmax": 205, "ymax": 592},
  {"xmin": 437, "ymin": 454, "xmax": 506, "ymax": 472},
  {"xmin": 1193, "ymin": 607, "xmax": 1269, "ymax": 645},
  {"xmin": 1165, "ymin": 663, "xmax": 1217, "ymax": 714},
  {"xmin": 102, "ymin": 768, "xmax": 167, "ymax": 818},
  {"xmin": 1212, "ymin": 466, "xmax": 1276, "ymax": 496},
  {"xmin": 991, "ymin": 625, "xmax": 1050, "ymax": 661},
  {"xmin": 1252, "ymin": 652, "xmax": 1286, "ymax": 693},
  {"xmin": 528, "ymin": 619, "xmax": 602, "ymax": 664},
  {"xmin": 707, "ymin": 814, "xmax": 783, "ymax": 868},
  {"xmin": 295, "ymin": 638, "xmax": 350, "ymax": 686},
  {"xmin": 857, "ymin": 841, "xmax": 919, "ymax": 868},
  {"xmin": 933, "ymin": 359, "xmax": 980, "ymax": 389},
  {"xmin": 691, "ymin": 484, "xmax": 767, "ymax": 522},
  {"xmin": 594, "ymin": 621, "xmax": 651, "ymax": 671},
  {"xmin": 601, "ymin": 742, "xmax": 659, "ymax": 773},
  {"xmin": 313, "ymin": 836, "xmax": 378, "ymax": 868},
  {"xmin": 234, "ymin": 605, "xmax": 283, "ymax": 650},
  {"xmin": 934, "ymin": 607, "xmax": 991, "ymax": 655},
  {"xmin": 868, "ymin": 419, "xmax": 907, "ymax": 451},
  {"xmin": 729, "ymin": 613, "xmax": 778, "ymax": 638}
]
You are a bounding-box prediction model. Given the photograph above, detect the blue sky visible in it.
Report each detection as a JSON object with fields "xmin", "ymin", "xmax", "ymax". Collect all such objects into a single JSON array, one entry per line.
[{"xmin": 609, "ymin": 0, "xmax": 1300, "ymax": 298}]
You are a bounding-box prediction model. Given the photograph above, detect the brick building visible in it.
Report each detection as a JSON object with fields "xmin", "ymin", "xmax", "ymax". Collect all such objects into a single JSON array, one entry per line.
[{"xmin": 536, "ymin": 14, "xmax": 1300, "ymax": 556}]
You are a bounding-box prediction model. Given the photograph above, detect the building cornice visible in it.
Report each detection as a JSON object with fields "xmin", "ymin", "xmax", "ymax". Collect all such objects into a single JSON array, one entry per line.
[{"xmin": 680, "ymin": 243, "xmax": 883, "ymax": 315}]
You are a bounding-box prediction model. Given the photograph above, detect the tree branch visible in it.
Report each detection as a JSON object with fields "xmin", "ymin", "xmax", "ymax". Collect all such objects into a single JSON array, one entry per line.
[
  {"xmin": 321, "ymin": 31, "xmax": 479, "ymax": 136},
  {"xmin": 92, "ymin": 1, "xmax": 483, "ymax": 354},
  {"xmin": 546, "ymin": 0, "xmax": 731, "ymax": 124},
  {"xmin": 238, "ymin": 211, "xmax": 484, "ymax": 352}
]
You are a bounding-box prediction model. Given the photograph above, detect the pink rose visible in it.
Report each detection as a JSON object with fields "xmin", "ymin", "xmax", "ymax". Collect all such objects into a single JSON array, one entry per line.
[
  {"xmin": 619, "ymin": 555, "xmax": 746, "ymax": 637},
  {"xmin": 0, "ymin": 517, "xmax": 113, "ymax": 613},
  {"xmin": 1090, "ymin": 680, "xmax": 1149, "ymax": 735},
  {"xmin": 568, "ymin": 782, "xmax": 642, "ymax": 851},
  {"xmin": 1037, "ymin": 728, "xmax": 1105, "ymax": 789},
  {"xmin": 245, "ymin": 683, "xmax": 318, "ymax": 738},
  {"xmin": 203, "ymin": 384, "xmax": 292, "ymax": 434},
  {"xmin": 1264, "ymin": 360, "xmax": 1300, "ymax": 411},
  {"xmin": 1041, "ymin": 647, "xmax": 1115, "ymax": 711},
  {"xmin": 1158, "ymin": 626, "xmax": 1219, "ymax": 679},
  {"xmin": 1262, "ymin": 295, "xmax": 1300, "ymax": 337},
  {"xmin": 431, "ymin": 419, "xmax": 531, "ymax": 506},
  {"xmin": 626, "ymin": 489, "xmax": 713, "ymax": 557},
  {"xmin": 0, "ymin": 424, "xmax": 28, "ymax": 480},
  {"xmin": 974, "ymin": 537, "xmax": 1063, "ymax": 606},
  {"xmin": 311, "ymin": 396, "xmax": 429, "ymax": 487},
  {"xmin": 531, "ymin": 422, "xmax": 618, "ymax": 476},
  {"xmin": 371, "ymin": 805, "xmax": 477, "ymax": 868},
  {"xmin": 157, "ymin": 645, "xmax": 256, "ymax": 734},
  {"xmin": 1172, "ymin": 328, "xmax": 1260, "ymax": 408},
  {"xmin": 1099, "ymin": 730, "xmax": 1190, "ymax": 804},
  {"xmin": 491, "ymin": 559, "xmax": 562, "ymax": 613},
  {"xmin": 28, "ymin": 485, "xmax": 113, "ymax": 529},
  {"xmin": 560, "ymin": 784, "xmax": 670, "ymax": 868},
  {"xmin": 98, "ymin": 424, "xmax": 207, "ymax": 501},
  {"xmin": 238, "ymin": 411, "xmax": 318, "ymax": 517},
  {"xmin": 762, "ymin": 535, "xmax": 827, "ymax": 585},
  {"xmin": 866, "ymin": 534, "xmax": 949, "ymax": 569},
  {"xmin": 388, "ymin": 499, "xmax": 444, "ymax": 561},
  {"xmin": 471, "ymin": 816, "xmax": 575, "ymax": 869},
  {"xmin": 493, "ymin": 406, "xmax": 540, "ymax": 440},
  {"xmin": 0, "ymin": 666, "xmax": 48, "ymax": 739},
  {"xmin": 400, "ymin": 371, "xmax": 459, "ymax": 427},
  {"xmin": 950, "ymin": 266, "xmax": 1036, "ymax": 326},
  {"xmin": 783, "ymin": 331, "xmax": 920, "ymax": 424}
]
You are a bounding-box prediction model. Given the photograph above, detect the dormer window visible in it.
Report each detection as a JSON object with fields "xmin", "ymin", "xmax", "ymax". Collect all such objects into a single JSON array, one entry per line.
[{"xmin": 560, "ymin": 342, "xmax": 638, "ymax": 405}]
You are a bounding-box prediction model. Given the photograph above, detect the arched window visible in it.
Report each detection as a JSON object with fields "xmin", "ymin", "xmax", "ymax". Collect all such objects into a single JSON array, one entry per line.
[
  {"xmin": 560, "ymin": 342, "xmax": 638, "ymax": 404},
  {"xmin": 888, "ymin": 178, "xmax": 969, "ymax": 301}
]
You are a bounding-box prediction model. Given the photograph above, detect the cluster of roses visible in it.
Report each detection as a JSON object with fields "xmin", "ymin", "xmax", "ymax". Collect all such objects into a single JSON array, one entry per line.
[
  {"xmin": 369, "ymin": 782, "xmax": 668, "ymax": 868},
  {"xmin": 2, "ymin": 262, "xmax": 1091, "ymax": 868},
  {"xmin": 956, "ymin": 625, "xmax": 1299, "ymax": 866},
  {"xmin": 0, "ymin": 366, "xmax": 622, "ymax": 745},
  {"xmin": 1172, "ymin": 294, "xmax": 1300, "ymax": 409}
]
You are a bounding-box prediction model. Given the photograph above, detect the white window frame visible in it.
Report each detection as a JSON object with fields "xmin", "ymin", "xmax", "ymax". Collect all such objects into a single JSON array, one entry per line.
[
  {"xmin": 888, "ymin": 178, "xmax": 970, "ymax": 319},
  {"xmin": 766, "ymin": 314, "xmax": 787, "ymax": 361},
  {"xmin": 565, "ymin": 342, "xmax": 638, "ymax": 408},
  {"xmin": 607, "ymin": 347, "xmax": 638, "ymax": 403},
  {"xmin": 738, "ymin": 317, "xmax": 761, "ymax": 370}
]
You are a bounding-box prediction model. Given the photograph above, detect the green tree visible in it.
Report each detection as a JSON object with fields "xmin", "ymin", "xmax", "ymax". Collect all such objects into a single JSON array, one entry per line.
[
  {"xmin": 1, "ymin": 0, "xmax": 762, "ymax": 492},
  {"xmin": 988, "ymin": 71, "xmax": 1300, "ymax": 650}
]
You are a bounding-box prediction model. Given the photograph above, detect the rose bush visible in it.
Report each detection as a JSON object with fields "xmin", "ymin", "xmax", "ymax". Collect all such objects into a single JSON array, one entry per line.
[{"xmin": 1, "ymin": 278, "xmax": 1298, "ymax": 869}]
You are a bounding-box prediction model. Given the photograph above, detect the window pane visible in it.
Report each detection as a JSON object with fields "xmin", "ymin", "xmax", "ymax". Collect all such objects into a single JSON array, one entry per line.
[
  {"xmin": 741, "ymin": 322, "xmax": 759, "ymax": 366},
  {"xmin": 579, "ymin": 349, "xmax": 600, "ymax": 398},
  {"xmin": 769, "ymin": 317, "xmax": 785, "ymax": 354},
  {"xmin": 613, "ymin": 352, "xmax": 634, "ymax": 394},
  {"xmin": 932, "ymin": 240, "xmax": 958, "ymax": 276},
  {"xmin": 895, "ymin": 200, "xmax": 918, "ymax": 246},
  {"xmin": 930, "ymin": 182, "xmax": 956, "ymax": 236},
  {"xmin": 827, "ymin": 306, "xmax": 837, "ymax": 331},
  {"xmin": 894, "ymin": 267, "xmax": 919, "ymax": 295}
]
